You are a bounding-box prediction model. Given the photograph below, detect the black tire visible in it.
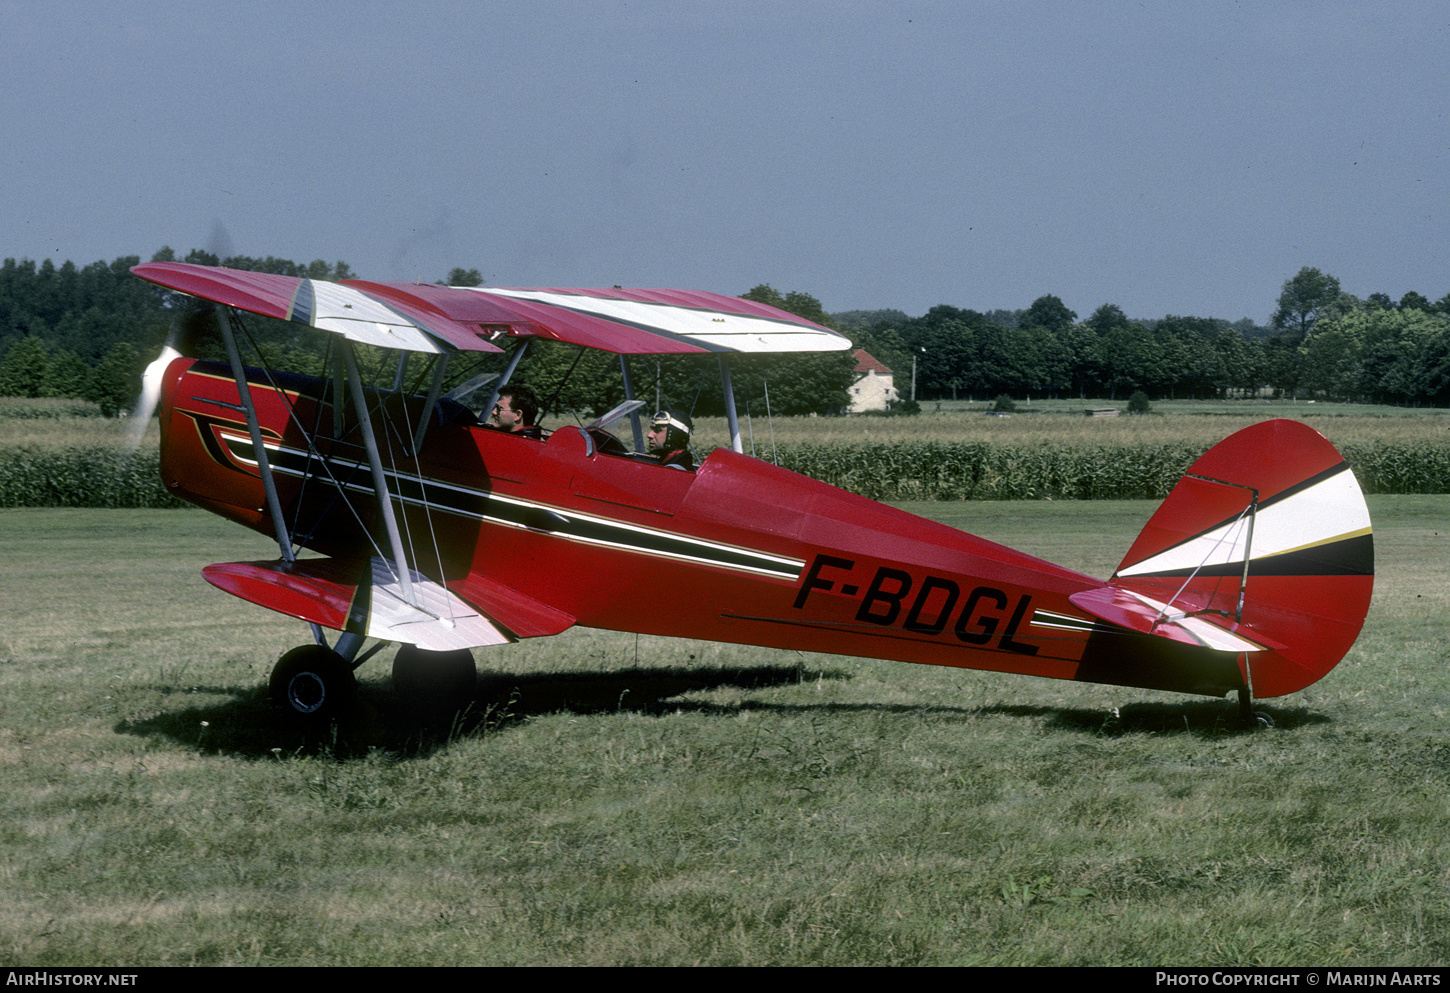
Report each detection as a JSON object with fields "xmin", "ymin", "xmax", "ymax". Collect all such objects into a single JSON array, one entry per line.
[
  {"xmin": 392, "ymin": 645, "xmax": 477, "ymax": 708},
  {"xmin": 269, "ymin": 645, "xmax": 357, "ymax": 722}
]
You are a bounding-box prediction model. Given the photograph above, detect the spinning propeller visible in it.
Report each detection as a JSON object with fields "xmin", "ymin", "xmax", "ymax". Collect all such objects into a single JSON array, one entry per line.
[
  {"xmin": 126, "ymin": 224, "xmax": 233, "ymax": 452},
  {"xmin": 125, "ymin": 294, "xmax": 215, "ymax": 452}
]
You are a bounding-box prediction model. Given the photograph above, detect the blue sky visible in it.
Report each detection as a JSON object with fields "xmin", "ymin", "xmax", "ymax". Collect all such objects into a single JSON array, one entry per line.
[{"xmin": 4, "ymin": 0, "xmax": 1446, "ymax": 324}]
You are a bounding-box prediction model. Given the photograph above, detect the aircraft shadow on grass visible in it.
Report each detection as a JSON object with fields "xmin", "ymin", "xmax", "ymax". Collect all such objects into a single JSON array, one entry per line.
[
  {"xmin": 115, "ymin": 662, "xmax": 1324, "ymax": 760},
  {"xmin": 116, "ymin": 662, "xmax": 840, "ymax": 758}
]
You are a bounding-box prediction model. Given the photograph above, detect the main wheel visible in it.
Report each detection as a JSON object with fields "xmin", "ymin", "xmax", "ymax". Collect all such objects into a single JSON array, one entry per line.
[
  {"xmin": 392, "ymin": 645, "xmax": 477, "ymax": 709},
  {"xmin": 269, "ymin": 645, "xmax": 357, "ymax": 723}
]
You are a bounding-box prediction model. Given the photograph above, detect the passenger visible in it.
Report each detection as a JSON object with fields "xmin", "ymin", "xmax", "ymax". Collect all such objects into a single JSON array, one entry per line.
[
  {"xmin": 490, "ymin": 385, "xmax": 543, "ymax": 438},
  {"xmin": 646, "ymin": 407, "xmax": 696, "ymax": 470}
]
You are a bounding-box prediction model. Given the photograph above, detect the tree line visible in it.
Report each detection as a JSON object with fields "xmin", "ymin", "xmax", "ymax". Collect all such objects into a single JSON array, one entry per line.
[
  {"xmin": 4, "ymin": 251, "xmax": 1449, "ymax": 416},
  {"xmin": 843, "ymin": 268, "xmax": 1450, "ymax": 406}
]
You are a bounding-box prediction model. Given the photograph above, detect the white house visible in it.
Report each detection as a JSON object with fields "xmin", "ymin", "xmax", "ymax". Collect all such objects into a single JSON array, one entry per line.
[{"xmin": 848, "ymin": 349, "xmax": 897, "ymax": 413}]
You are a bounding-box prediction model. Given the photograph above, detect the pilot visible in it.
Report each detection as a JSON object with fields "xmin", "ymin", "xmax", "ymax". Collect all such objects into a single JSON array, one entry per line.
[
  {"xmin": 491, "ymin": 385, "xmax": 543, "ymax": 438},
  {"xmin": 646, "ymin": 407, "xmax": 695, "ymax": 470}
]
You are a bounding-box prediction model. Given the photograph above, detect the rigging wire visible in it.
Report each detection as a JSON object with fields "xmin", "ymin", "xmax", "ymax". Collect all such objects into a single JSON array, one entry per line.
[
  {"xmin": 1151, "ymin": 500, "xmax": 1255, "ymax": 626},
  {"xmin": 374, "ymin": 356, "xmax": 458, "ymax": 626},
  {"xmin": 228, "ymin": 313, "xmax": 393, "ymax": 573}
]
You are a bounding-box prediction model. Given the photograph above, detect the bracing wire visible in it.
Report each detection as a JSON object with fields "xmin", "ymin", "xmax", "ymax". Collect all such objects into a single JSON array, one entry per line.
[
  {"xmin": 374, "ymin": 356, "xmax": 458, "ymax": 625},
  {"xmin": 230, "ymin": 314, "xmax": 393, "ymax": 572},
  {"xmin": 1153, "ymin": 501, "xmax": 1255, "ymax": 625}
]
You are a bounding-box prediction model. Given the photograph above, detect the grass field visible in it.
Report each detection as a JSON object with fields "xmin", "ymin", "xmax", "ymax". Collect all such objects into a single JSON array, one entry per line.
[{"xmin": 2, "ymin": 498, "xmax": 1447, "ymax": 966}]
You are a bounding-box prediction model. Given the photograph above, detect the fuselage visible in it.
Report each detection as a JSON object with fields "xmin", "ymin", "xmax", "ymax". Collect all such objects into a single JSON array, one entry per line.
[{"xmin": 158, "ymin": 357, "xmax": 1248, "ymax": 697}]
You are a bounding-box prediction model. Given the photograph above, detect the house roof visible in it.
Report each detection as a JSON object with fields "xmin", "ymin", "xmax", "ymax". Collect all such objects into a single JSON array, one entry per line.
[{"xmin": 852, "ymin": 349, "xmax": 892, "ymax": 374}]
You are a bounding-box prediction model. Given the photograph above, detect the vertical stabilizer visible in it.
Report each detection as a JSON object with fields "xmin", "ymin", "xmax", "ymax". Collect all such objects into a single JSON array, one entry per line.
[{"xmin": 1109, "ymin": 420, "xmax": 1373, "ymax": 697}]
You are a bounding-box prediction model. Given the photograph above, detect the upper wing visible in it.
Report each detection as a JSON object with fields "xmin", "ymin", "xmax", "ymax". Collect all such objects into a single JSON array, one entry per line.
[
  {"xmin": 450, "ymin": 285, "xmax": 852, "ymax": 354},
  {"xmin": 132, "ymin": 261, "xmax": 505, "ymax": 354},
  {"xmin": 133, "ymin": 262, "xmax": 852, "ymax": 356}
]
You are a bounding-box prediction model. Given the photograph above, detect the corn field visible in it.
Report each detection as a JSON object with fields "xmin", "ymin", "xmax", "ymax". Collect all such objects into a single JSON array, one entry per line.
[
  {"xmin": 0, "ymin": 445, "xmax": 183, "ymax": 508},
  {"xmin": 3, "ymin": 398, "xmax": 1449, "ymax": 507},
  {"xmin": 771, "ymin": 440, "xmax": 1450, "ymax": 501}
]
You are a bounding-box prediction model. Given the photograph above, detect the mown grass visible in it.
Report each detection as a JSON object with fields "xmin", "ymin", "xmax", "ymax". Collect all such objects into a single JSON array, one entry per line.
[{"xmin": 1, "ymin": 498, "xmax": 1446, "ymax": 966}]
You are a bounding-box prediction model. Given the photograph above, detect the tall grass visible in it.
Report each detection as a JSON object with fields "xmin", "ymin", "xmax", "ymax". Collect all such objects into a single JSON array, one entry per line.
[
  {"xmin": 0, "ymin": 397, "xmax": 103, "ymax": 420},
  {"xmin": 5, "ymin": 400, "xmax": 1450, "ymax": 506},
  {"xmin": 0, "ymin": 403, "xmax": 176, "ymax": 508},
  {"xmin": 771, "ymin": 439, "xmax": 1450, "ymax": 500},
  {"xmin": 0, "ymin": 444, "xmax": 182, "ymax": 508},
  {"xmin": 773, "ymin": 441, "xmax": 1204, "ymax": 500}
]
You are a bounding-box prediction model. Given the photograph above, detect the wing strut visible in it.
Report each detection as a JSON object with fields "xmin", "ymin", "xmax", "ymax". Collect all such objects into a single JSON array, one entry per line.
[
  {"xmin": 620, "ymin": 355, "xmax": 645, "ymax": 452},
  {"xmin": 719, "ymin": 356, "xmax": 743, "ymax": 453},
  {"xmin": 218, "ymin": 309, "xmax": 295, "ymax": 564},
  {"xmin": 342, "ymin": 341, "xmax": 415, "ymax": 606},
  {"xmin": 482, "ymin": 339, "xmax": 531, "ymax": 421},
  {"xmin": 410, "ymin": 354, "xmax": 451, "ymax": 455}
]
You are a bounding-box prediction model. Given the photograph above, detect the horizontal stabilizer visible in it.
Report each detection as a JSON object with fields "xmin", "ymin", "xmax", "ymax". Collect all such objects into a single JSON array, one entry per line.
[{"xmin": 1069, "ymin": 585, "xmax": 1284, "ymax": 654}]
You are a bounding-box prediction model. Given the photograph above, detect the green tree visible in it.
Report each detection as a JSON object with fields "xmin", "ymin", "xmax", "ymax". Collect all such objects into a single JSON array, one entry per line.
[
  {"xmin": 1089, "ymin": 305, "xmax": 1161, "ymax": 398},
  {"xmin": 42, "ymin": 349, "xmax": 91, "ymax": 398},
  {"xmin": 972, "ymin": 320, "xmax": 1041, "ymax": 396},
  {"xmin": 847, "ymin": 319, "xmax": 913, "ymax": 385},
  {"xmin": 1062, "ymin": 322, "xmax": 1103, "ymax": 398},
  {"xmin": 1021, "ymin": 295, "xmax": 1077, "ymax": 334},
  {"xmin": 1260, "ymin": 333, "xmax": 1302, "ymax": 398},
  {"xmin": 1298, "ymin": 316, "xmax": 1362, "ymax": 400},
  {"xmin": 1216, "ymin": 327, "xmax": 1261, "ymax": 398},
  {"xmin": 88, "ymin": 342, "xmax": 142, "ymax": 417},
  {"xmin": 1272, "ymin": 267, "xmax": 1341, "ymax": 342},
  {"xmin": 446, "ymin": 268, "xmax": 484, "ymax": 287},
  {"xmin": 1354, "ymin": 308, "xmax": 1449, "ymax": 403},
  {"xmin": 1022, "ymin": 323, "xmax": 1072, "ymax": 397},
  {"xmin": 903, "ymin": 306, "xmax": 980, "ymax": 400},
  {"xmin": 0, "ymin": 336, "xmax": 51, "ymax": 397}
]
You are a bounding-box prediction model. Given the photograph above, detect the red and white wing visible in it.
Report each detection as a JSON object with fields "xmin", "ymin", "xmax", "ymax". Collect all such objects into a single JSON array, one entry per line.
[
  {"xmin": 458, "ymin": 286, "xmax": 852, "ymax": 354},
  {"xmin": 133, "ymin": 262, "xmax": 852, "ymax": 356},
  {"xmin": 202, "ymin": 557, "xmax": 576, "ymax": 651},
  {"xmin": 132, "ymin": 262, "xmax": 504, "ymax": 354}
]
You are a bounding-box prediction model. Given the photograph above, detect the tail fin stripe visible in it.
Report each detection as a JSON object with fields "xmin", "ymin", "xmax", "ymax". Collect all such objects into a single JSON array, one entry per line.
[{"xmin": 1116, "ymin": 465, "xmax": 1369, "ymax": 579}]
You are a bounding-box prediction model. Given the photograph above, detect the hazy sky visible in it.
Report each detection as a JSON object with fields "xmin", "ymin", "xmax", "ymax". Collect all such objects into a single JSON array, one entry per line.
[{"xmin": 4, "ymin": 0, "xmax": 1446, "ymax": 324}]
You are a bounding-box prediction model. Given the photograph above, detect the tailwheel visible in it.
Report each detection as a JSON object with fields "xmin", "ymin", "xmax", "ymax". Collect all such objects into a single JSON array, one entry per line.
[
  {"xmin": 1236, "ymin": 686, "xmax": 1274, "ymax": 730},
  {"xmin": 270, "ymin": 645, "xmax": 358, "ymax": 724},
  {"xmin": 392, "ymin": 645, "xmax": 477, "ymax": 710}
]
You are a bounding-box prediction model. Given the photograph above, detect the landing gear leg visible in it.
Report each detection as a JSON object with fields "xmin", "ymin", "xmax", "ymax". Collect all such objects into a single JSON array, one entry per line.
[{"xmin": 1237, "ymin": 686, "xmax": 1274, "ymax": 729}]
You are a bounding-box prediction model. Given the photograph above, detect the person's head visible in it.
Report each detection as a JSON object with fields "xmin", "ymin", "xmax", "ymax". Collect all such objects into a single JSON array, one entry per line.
[
  {"xmin": 492, "ymin": 385, "xmax": 539, "ymax": 432},
  {"xmin": 647, "ymin": 407, "xmax": 692, "ymax": 453}
]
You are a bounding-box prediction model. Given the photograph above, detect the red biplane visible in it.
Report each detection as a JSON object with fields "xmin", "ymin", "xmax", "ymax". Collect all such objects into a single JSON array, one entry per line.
[{"xmin": 131, "ymin": 261, "xmax": 1374, "ymax": 727}]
